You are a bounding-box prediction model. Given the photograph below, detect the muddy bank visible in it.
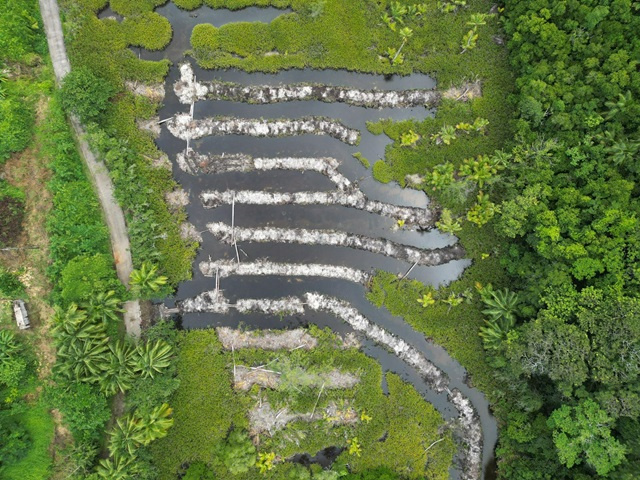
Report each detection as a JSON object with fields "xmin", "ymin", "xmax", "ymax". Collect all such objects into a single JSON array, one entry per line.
[
  {"xmin": 168, "ymin": 113, "xmax": 360, "ymax": 145},
  {"xmin": 175, "ymin": 62, "xmax": 439, "ymax": 109},
  {"xmin": 234, "ymin": 365, "xmax": 359, "ymax": 391},
  {"xmin": 450, "ymin": 389, "xmax": 483, "ymax": 480},
  {"xmin": 200, "ymin": 259, "xmax": 371, "ymax": 284},
  {"xmin": 217, "ymin": 326, "xmax": 318, "ymax": 350},
  {"xmin": 201, "ymin": 189, "xmax": 435, "ymax": 229},
  {"xmin": 250, "ymin": 400, "xmax": 357, "ymax": 437},
  {"xmin": 177, "ymin": 150, "xmax": 352, "ymax": 190},
  {"xmin": 206, "ymin": 222, "xmax": 465, "ymax": 267}
]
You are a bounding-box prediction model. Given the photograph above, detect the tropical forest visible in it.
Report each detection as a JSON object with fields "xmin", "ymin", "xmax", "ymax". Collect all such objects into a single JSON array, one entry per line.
[{"xmin": 0, "ymin": 0, "xmax": 639, "ymax": 479}]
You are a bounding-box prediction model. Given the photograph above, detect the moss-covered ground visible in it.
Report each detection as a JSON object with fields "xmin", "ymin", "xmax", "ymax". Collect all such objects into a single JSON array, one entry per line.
[{"xmin": 151, "ymin": 327, "xmax": 454, "ymax": 479}]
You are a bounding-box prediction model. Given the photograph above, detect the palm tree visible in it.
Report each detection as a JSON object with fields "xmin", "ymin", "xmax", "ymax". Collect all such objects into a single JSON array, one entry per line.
[
  {"xmin": 108, "ymin": 414, "xmax": 144, "ymax": 458},
  {"xmin": 417, "ymin": 291, "xmax": 436, "ymax": 308},
  {"xmin": 392, "ymin": 27, "xmax": 413, "ymax": 64},
  {"xmin": 53, "ymin": 312, "xmax": 107, "ymax": 349},
  {"xmin": 426, "ymin": 163, "xmax": 456, "ymax": 191},
  {"xmin": 130, "ymin": 262, "xmax": 168, "ymax": 298},
  {"xmin": 135, "ymin": 340, "xmax": 173, "ymax": 378},
  {"xmin": 53, "ymin": 304, "xmax": 111, "ymax": 381},
  {"xmin": 96, "ymin": 454, "xmax": 134, "ymax": 479},
  {"xmin": 97, "ymin": 341, "xmax": 137, "ymax": 396},
  {"xmin": 478, "ymin": 318, "xmax": 515, "ymax": 351},
  {"xmin": 480, "ymin": 287, "xmax": 519, "ymax": 324},
  {"xmin": 434, "ymin": 125, "xmax": 457, "ymax": 145},
  {"xmin": 108, "ymin": 405, "xmax": 174, "ymax": 457},
  {"xmin": 605, "ymin": 137, "xmax": 640, "ymax": 165},
  {"xmin": 389, "ymin": 1, "xmax": 407, "ymax": 23},
  {"xmin": 56, "ymin": 334, "xmax": 110, "ymax": 382},
  {"xmin": 604, "ymin": 91, "xmax": 634, "ymax": 121},
  {"xmin": 52, "ymin": 303, "xmax": 88, "ymax": 331},
  {"xmin": 442, "ymin": 293, "xmax": 463, "ymax": 312},
  {"xmin": 466, "ymin": 13, "xmax": 490, "ymax": 28},
  {"xmin": 466, "ymin": 192, "xmax": 500, "ymax": 226},
  {"xmin": 137, "ymin": 403, "xmax": 174, "ymax": 444},
  {"xmin": 83, "ymin": 290, "xmax": 124, "ymax": 326},
  {"xmin": 436, "ymin": 209, "xmax": 462, "ymax": 235},
  {"xmin": 0, "ymin": 66, "xmax": 7, "ymax": 100}
]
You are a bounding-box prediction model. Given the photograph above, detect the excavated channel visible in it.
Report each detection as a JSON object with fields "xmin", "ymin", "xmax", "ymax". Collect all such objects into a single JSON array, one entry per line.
[{"xmin": 131, "ymin": 5, "xmax": 498, "ymax": 479}]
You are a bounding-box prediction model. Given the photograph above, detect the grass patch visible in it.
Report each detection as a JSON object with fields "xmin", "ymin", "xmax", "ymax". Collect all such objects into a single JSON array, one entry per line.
[
  {"xmin": 352, "ymin": 152, "xmax": 370, "ymax": 169},
  {"xmin": 1, "ymin": 401, "xmax": 55, "ymax": 480}
]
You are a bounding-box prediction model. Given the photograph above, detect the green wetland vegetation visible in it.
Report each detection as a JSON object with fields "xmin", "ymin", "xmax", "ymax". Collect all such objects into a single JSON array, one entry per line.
[{"xmin": 0, "ymin": 0, "xmax": 639, "ymax": 479}]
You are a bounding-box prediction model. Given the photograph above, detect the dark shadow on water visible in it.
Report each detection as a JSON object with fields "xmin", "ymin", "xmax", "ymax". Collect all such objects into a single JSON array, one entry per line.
[{"xmin": 289, "ymin": 446, "xmax": 345, "ymax": 469}]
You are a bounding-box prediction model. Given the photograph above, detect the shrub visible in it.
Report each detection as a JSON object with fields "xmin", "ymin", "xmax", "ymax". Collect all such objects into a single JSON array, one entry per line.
[
  {"xmin": 0, "ymin": 419, "xmax": 31, "ymax": 467},
  {"xmin": 183, "ymin": 461, "xmax": 215, "ymax": 480},
  {"xmin": 0, "ymin": 0, "xmax": 45, "ymax": 62},
  {"xmin": 0, "ymin": 266, "xmax": 26, "ymax": 299},
  {"xmin": 191, "ymin": 24, "xmax": 220, "ymax": 53},
  {"xmin": 174, "ymin": 0, "xmax": 202, "ymax": 10},
  {"xmin": 372, "ymin": 160, "xmax": 394, "ymax": 184},
  {"xmin": 0, "ymin": 97, "xmax": 34, "ymax": 163},
  {"xmin": 44, "ymin": 383, "xmax": 111, "ymax": 444},
  {"xmin": 60, "ymin": 67, "xmax": 115, "ymax": 123},
  {"xmin": 122, "ymin": 12, "xmax": 172, "ymax": 51},
  {"xmin": 59, "ymin": 253, "xmax": 123, "ymax": 306},
  {"xmin": 217, "ymin": 22, "xmax": 275, "ymax": 56},
  {"xmin": 218, "ymin": 430, "xmax": 256, "ymax": 475},
  {"xmin": 109, "ymin": 0, "xmax": 168, "ymax": 16}
]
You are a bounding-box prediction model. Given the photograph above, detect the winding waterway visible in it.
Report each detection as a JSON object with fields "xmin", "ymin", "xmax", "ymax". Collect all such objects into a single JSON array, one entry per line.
[{"xmin": 106, "ymin": 4, "xmax": 499, "ymax": 478}]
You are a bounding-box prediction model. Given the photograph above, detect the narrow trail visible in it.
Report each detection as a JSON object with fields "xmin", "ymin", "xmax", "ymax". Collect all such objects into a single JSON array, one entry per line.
[{"xmin": 38, "ymin": 0, "xmax": 141, "ymax": 336}]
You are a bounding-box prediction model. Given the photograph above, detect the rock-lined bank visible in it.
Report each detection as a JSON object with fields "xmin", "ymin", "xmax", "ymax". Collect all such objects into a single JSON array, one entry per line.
[
  {"xmin": 176, "ymin": 150, "xmax": 352, "ymax": 190},
  {"xmin": 168, "ymin": 113, "xmax": 360, "ymax": 145},
  {"xmin": 200, "ymin": 259, "xmax": 371, "ymax": 284},
  {"xmin": 174, "ymin": 63, "xmax": 440, "ymax": 109},
  {"xmin": 201, "ymin": 189, "xmax": 435, "ymax": 229},
  {"xmin": 206, "ymin": 222, "xmax": 465, "ymax": 267}
]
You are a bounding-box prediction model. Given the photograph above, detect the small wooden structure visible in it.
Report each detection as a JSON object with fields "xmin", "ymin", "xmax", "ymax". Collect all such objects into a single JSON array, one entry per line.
[{"xmin": 13, "ymin": 300, "xmax": 30, "ymax": 330}]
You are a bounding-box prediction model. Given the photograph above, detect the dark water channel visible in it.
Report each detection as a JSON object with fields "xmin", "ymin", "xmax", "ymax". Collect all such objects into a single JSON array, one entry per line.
[{"xmin": 109, "ymin": 4, "xmax": 498, "ymax": 478}]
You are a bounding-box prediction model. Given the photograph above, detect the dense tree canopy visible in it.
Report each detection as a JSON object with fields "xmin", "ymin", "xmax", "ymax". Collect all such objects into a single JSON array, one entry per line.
[{"xmin": 488, "ymin": 1, "xmax": 640, "ymax": 477}]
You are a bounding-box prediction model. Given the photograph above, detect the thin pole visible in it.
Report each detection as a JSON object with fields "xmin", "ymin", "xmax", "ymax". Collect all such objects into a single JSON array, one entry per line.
[
  {"xmin": 400, "ymin": 261, "xmax": 418, "ymax": 281},
  {"xmin": 310, "ymin": 382, "xmax": 325, "ymax": 419},
  {"xmin": 232, "ymin": 194, "xmax": 240, "ymax": 265}
]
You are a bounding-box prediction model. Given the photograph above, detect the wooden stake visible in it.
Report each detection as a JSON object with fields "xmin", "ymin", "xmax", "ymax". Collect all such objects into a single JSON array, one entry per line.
[
  {"xmin": 310, "ymin": 382, "xmax": 326, "ymax": 419},
  {"xmin": 424, "ymin": 437, "xmax": 445, "ymax": 453},
  {"xmin": 399, "ymin": 261, "xmax": 419, "ymax": 281},
  {"xmin": 232, "ymin": 194, "xmax": 240, "ymax": 265},
  {"xmin": 232, "ymin": 344, "xmax": 236, "ymax": 379}
]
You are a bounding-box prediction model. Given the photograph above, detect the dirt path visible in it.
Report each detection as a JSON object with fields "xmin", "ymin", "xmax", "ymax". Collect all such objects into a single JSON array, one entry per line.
[{"xmin": 38, "ymin": 0, "xmax": 141, "ymax": 336}]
